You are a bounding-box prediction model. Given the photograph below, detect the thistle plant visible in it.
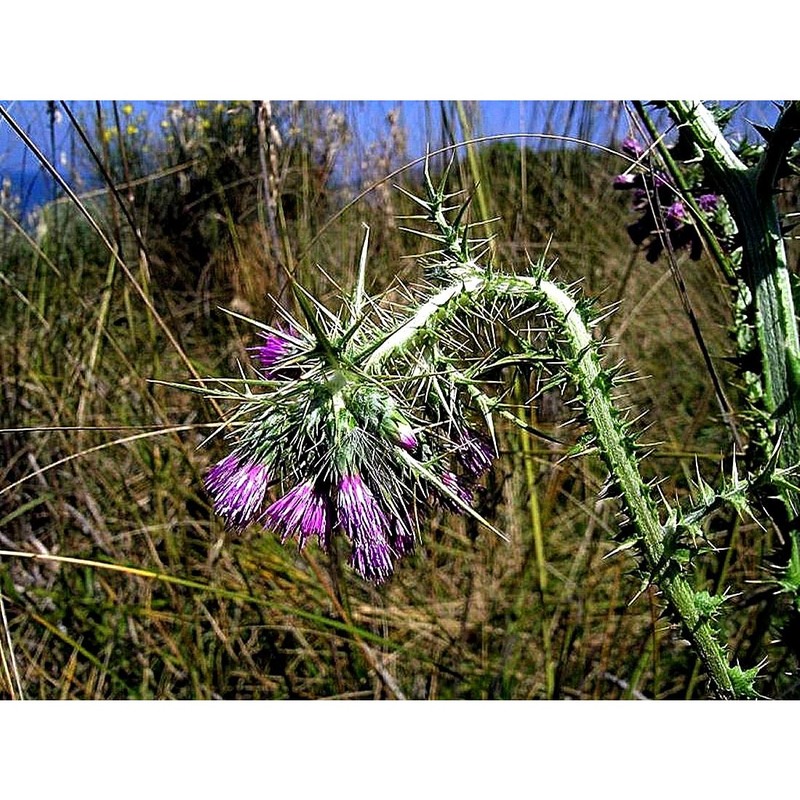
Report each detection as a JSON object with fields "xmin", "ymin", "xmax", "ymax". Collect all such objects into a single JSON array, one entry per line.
[{"xmin": 164, "ymin": 102, "xmax": 800, "ymax": 698}]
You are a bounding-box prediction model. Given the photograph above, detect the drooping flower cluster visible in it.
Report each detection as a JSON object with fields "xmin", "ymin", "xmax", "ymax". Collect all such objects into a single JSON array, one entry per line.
[
  {"xmin": 613, "ymin": 136, "xmax": 734, "ymax": 263},
  {"xmin": 203, "ymin": 323, "xmax": 497, "ymax": 584}
]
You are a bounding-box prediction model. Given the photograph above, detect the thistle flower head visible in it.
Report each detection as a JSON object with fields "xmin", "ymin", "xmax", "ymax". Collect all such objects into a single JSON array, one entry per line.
[
  {"xmin": 338, "ymin": 472, "xmax": 395, "ymax": 583},
  {"xmin": 254, "ymin": 326, "xmax": 301, "ymax": 378},
  {"xmin": 389, "ymin": 515, "xmax": 416, "ymax": 557},
  {"xmin": 205, "ymin": 454, "xmax": 269, "ymax": 528},
  {"xmin": 665, "ymin": 201, "xmax": 688, "ymax": 229},
  {"xmin": 263, "ymin": 480, "xmax": 332, "ymax": 549},
  {"xmin": 698, "ymin": 193, "xmax": 719, "ymax": 213},
  {"xmin": 213, "ymin": 364, "xmax": 430, "ymax": 581}
]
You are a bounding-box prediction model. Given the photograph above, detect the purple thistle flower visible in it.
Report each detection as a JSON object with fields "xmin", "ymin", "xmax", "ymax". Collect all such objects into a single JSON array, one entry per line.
[
  {"xmin": 613, "ymin": 173, "xmax": 636, "ymax": 189},
  {"xmin": 338, "ymin": 473, "xmax": 394, "ymax": 583},
  {"xmin": 665, "ymin": 201, "xmax": 688, "ymax": 229},
  {"xmin": 389, "ymin": 513, "xmax": 416, "ymax": 557},
  {"xmin": 440, "ymin": 470, "xmax": 473, "ymax": 513},
  {"xmin": 390, "ymin": 526, "xmax": 414, "ymax": 557},
  {"xmin": 697, "ymin": 193, "xmax": 719, "ymax": 213},
  {"xmin": 456, "ymin": 430, "xmax": 494, "ymax": 478},
  {"xmin": 205, "ymin": 454, "xmax": 269, "ymax": 528},
  {"xmin": 263, "ymin": 480, "xmax": 331, "ymax": 549},
  {"xmin": 622, "ymin": 137, "xmax": 645, "ymax": 159},
  {"xmin": 653, "ymin": 172, "xmax": 670, "ymax": 189},
  {"xmin": 255, "ymin": 327, "xmax": 297, "ymax": 378}
]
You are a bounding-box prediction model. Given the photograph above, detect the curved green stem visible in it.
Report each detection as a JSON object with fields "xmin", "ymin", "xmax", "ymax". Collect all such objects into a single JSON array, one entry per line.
[{"xmin": 365, "ymin": 264, "xmax": 744, "ymax": 697}]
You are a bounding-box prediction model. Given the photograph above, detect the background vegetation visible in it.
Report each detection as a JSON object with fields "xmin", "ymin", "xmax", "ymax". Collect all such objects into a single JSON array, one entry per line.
[{"xmin": 1, "ymin": 100, "xmax": 797, "ymax": 699}]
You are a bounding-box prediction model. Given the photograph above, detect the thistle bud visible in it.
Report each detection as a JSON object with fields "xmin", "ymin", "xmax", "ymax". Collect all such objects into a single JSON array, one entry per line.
[{"xmin": 381, "ymin": 408, "xmax": 418, "ymax": 451}]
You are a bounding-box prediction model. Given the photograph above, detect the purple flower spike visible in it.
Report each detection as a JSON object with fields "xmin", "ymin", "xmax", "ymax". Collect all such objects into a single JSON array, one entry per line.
[
  {"xmin": 698, "ymin": 193, "xmax": 719, "ymax": 213},
  {"xmin": 205, "ymin": 454, "xmax": 269, "ymax": 528},
  {"xmin": 338, "ymin": 473, "xmax": 394, "ymax": 583},
  {"xmin": 264, "ymin": 480, "xmax": 331, "ymax": 549}
]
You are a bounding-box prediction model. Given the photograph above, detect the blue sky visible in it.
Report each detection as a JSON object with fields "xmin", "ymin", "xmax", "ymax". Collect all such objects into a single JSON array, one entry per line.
[{"xmin": 0, "ymin": 100, "xmax": 784, "ymax": 215}]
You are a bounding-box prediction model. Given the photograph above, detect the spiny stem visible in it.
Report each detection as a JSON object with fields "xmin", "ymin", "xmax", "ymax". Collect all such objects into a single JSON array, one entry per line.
[
  {"xmin": 363, "ymin": 269, "xmax": 483, "ymax": 368},
  {"xmin": 523, "ymin": 274, "xmax": 737, "ymax": 697},
  {"xmin": 364, "ymin": 264, "xmax": 742, "ymax": 697},
  {"xmin": 665, "ymin": 101, "xmax": 800, "ymax": 492}
]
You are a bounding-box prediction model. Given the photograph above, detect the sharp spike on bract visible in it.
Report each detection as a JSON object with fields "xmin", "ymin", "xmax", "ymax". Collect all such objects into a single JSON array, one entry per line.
[
  {"xmin": 352, "ymin": 224, "xmax": 369, "ymax": 323},
  {"xmin": 394, "ymin": 183, "xmax": 431, "ymax": 208},
  {"xmin": 394, "ymin": 213, "xmax": 433, "ymax": 221},
  {"xmin": 291, "ymin": 282, "xmax": 340, "ymax": 368},
  {"xmin": 590, "ymin": 302, "xmax": 622, "ymax": 326},
  {"xmin": 749, "ymin": 121, "xmax": 774, "ymax": 143},
  {"xmin": 397, "ymin": 227, "xmax": 450, "ymax": 243}
]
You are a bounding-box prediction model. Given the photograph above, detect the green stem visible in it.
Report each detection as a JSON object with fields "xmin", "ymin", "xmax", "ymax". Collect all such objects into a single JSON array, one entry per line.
[
  {"xmin": 515, "ymin": 274, "xmax": 737, "ymax": 697},
  {"xmin": 665, "ymin": 101, "xmax": 800, "ymax": 502},
  {"xmin": 365, "ymin": 265, "xmax": 742, "ymax": 697}
]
